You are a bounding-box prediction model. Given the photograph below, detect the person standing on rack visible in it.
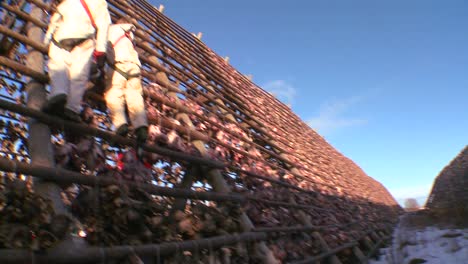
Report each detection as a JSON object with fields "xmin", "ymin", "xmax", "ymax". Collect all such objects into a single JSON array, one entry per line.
[
  {"xmin": 42, "ymin": 0, "xmax": 111, "ymax": 122},
  {"xmin": 105, "ymin": 17, "xmax": 148, "ymax": 146}
]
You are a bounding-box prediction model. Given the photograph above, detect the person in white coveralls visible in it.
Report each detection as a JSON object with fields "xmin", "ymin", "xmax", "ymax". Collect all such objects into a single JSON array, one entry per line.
[
  {"xmin": 43, "ymin": 0, "xmax": 111, "ymax": 122},
  {"xmin": 105, "ymin": 17, "xmax": 148, "ymax": 145}
]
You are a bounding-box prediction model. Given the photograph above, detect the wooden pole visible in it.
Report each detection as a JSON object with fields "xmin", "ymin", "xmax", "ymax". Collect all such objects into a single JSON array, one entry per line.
[
  {"xmin": 23, "ymin": 0, "xmax": 86, "ymax": 257},
  {"xmin": 352, "ymin": 246, "xmax": 367, "ymax": 263},
  {"xmin": 0, "ymin": 232, "xmax": 268, "ymax": 264},
  {"xmin": 24, "ymin": 0, "xmax": 66, "ymax": 216},
  {"xmin": 158, "ymin": 71, "xmax": 279, "ymax": 263}
]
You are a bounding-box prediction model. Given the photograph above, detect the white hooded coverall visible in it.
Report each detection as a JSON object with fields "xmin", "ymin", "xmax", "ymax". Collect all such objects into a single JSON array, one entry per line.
[
  {"xmin": 44, "ymin": 0, "xmax": 111, "ymax": 113},
  {"xmin": 105, "ymin": 23, "xmax": 147, "ymax": 130}
]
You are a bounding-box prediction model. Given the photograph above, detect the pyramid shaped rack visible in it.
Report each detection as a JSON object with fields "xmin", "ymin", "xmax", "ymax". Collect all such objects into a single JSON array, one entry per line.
[
  {"xmin": 0, "ymin": 0, "xmax": 401, "ymax": 263},
  {"xmin": 426, "ymin": 146, "xmax": 468, "ymax": 214}
]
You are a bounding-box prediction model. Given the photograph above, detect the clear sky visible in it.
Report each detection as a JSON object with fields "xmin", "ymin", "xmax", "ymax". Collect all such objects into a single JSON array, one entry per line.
[{"xmin": 150, "ymin": 0, "xmax": 467, "ymax": 204}]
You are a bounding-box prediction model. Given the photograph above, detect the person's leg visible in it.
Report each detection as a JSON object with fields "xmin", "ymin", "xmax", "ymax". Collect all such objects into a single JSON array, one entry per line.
[
  {"xmin": 124, "ymin": 64, "xmax": 148, "ymax": 144},
  {"xmin": 43, "ymin": 43, "xmax": 69, "ymax": 114},
  {"xmin": 66, "ymin": 39, "xmax": 95, "ymax": 118},
  {"xmin": 125, "ymin": 74, "xmax": 147, "ymax": 128},
  {"xmin": 105, "ymin": 67, "xmax": 128, "ymax": 134}
]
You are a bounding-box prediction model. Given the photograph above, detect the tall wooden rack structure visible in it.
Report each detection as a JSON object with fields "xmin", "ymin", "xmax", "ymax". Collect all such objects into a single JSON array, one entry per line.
[{"xmin": 0, "ymin": 1, "xmax": 400, "ymax": 263}]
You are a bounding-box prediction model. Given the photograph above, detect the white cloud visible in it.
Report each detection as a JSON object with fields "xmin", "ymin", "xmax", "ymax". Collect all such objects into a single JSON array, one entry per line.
[
  {"xmin": 262, "ymin": 80, "xmax": 297, "ymax": 106},
  {"xmin": 307, "ymin": 96, "xmax": 367, "ymax": 134}
]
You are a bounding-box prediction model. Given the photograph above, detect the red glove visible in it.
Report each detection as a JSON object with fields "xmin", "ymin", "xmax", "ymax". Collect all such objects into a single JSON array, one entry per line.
[
  {"xmin": 93, "ymin": 51, "xmax": 106, "ymax": 68},
  {"xmin": 117, "ymin": 152, "xmax": 124, "ymax": 171}
]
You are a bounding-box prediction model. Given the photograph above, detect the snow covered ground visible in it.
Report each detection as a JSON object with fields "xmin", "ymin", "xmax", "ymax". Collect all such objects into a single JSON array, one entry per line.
[{"xmin": 370, "ymin": 213, "xmax": 468, "ymax": 264}]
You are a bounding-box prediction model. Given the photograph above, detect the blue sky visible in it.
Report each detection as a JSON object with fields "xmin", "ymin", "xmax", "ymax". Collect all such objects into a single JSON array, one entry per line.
[{"xmin": 150, "ymin": 0, "xmax": 467, "ymax": 204}]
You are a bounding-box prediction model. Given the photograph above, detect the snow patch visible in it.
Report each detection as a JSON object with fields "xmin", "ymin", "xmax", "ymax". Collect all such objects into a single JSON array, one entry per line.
[{"xmin": 370, "ymin": 215, "xmax": 468, "ymax": 264}]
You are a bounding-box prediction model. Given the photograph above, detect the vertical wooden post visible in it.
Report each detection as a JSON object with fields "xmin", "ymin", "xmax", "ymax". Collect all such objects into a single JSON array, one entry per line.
[
  {"xmin": 274, "ymin": 145, "xmax": 343, "ymax": 264},
  {"xmin": 24, "ymin": 0, "xmax": 87, "ymax": 255},
  {"xmin": 352, "ymin": 246, "xmax": 367, "ymax": 264},
  {"xmin": 284, "ymin": 176, "xmax": 342, "ymax": 264},
  {"xmin": 312, "ymin": 232, "xmax": 343, "ymax": 264},
  {"xmin": 285, "ymin": 184, "xmax": 343, "ymax": 264},
  {"xmin": 378, "ymin": 231, "xmax": 387, "ymax": 240},
  {"xmin": 362, "ymin": 236, "xmax": 374, "ymax": 250},
  {"xmin": 370, "ymin": 231, "xmax": 380, "ymax": 244},
  {"xmin": 196, "ymin": 86, "xmax": 279, "ymax": 263},
  {"xmin": 25, "ymin": 0, "xmax": 66, "ymax": 215},
  {"xmin": 147, "ymin": 61, "xmax": 278, "ymax": 263},
  {"xmin": 170, "ymin": 165, "xmax": 201, "ymax": 213}
]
